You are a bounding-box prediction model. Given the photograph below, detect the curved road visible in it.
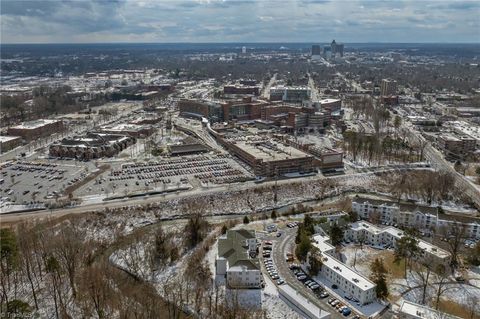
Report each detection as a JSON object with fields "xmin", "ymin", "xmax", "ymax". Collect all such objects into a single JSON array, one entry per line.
[{"xmin": 272, "ymin": 228, "xmax": 344, "ymax": 319}]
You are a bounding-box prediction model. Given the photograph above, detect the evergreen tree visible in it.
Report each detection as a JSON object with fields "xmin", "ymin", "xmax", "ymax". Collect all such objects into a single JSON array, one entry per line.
[{"xmin": 370, "ymin": 258, "xmax": 389, "ymax": 300}]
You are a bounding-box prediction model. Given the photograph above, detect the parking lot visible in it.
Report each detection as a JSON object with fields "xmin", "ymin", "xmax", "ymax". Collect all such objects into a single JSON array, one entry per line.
[
  {"xmin": 264, "ymin": 223, "xmax": 363, "ymax": 319},
  {"xmin": 76, "ymin": 154, "xmax": 253, "ymax": 198},
  {"xmin": 1, "ymin": 160, "xmax": 88, "ymax": 208}
]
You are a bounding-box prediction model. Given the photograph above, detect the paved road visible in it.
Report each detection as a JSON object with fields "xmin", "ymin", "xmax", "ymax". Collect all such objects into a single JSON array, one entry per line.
[
  {"xmin": 262, "ymin": 73, "xmax": 277, "ymax": 99},
  {"xmin": 401, "ymin": 124, "xmax": 480, "ymax": 208},
  {"xmin": 272, "ymin": 228, "xmax": 343, "ymax": 319},
  {"xmin": 1, "ymin": 164, "xmax": 436, "ymax": 223}
]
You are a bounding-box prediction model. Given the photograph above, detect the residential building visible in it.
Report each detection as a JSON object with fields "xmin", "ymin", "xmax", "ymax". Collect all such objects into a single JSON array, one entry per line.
[
  {"xmin": 49, "ymin": 133, "xmax": 135, "ymax": 160},
  {"xmin": 312, "ymin": 234, "xmax": 377, "ymax": 305},
  {"xmin": 351, "ymin": 196, "xmax": 480, "ymax": 239},
  {"xmin": 216, "ymin": 229, "xmax": 262, "ymax": 289},
  {"xmin": 380, "ymin": 79, "xmax": 397, "ymax": 97},
  {"xmin": 345, "ymin": 221, "xmax": 450, "ymax": 267}
]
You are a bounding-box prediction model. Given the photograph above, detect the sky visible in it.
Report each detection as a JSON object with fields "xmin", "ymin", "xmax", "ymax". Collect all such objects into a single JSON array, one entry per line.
[{"xmin": 1, "ymin": 0, "xmax": 479, "ymax": 44}]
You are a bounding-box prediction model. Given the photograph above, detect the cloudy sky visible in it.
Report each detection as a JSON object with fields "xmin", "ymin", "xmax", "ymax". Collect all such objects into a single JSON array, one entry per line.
[{"xmin": 1, "ymin": 0, "xmax": 479, "ymax": 44}]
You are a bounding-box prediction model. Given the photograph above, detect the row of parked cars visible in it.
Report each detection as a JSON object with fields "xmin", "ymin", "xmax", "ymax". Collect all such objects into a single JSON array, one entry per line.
[
  {"xmin": 289, "ymin": 264, "xmax": 327, "ymax": 296},
  {"xmin": 262, "ymin": 241, "xmax": 285, "ymax": 285},
  {"xmin": 327, "ymin": 298, "xmax": 359, "ymax": 318}
]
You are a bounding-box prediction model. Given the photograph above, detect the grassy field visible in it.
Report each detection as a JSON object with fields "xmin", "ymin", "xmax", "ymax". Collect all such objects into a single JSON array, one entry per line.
[
  {"xmin": 379, "ymin": 250, "xmax": 406, "ymax": 279},
  {"xmin": 437, "ymin": 298, "xmax": 479, "ymax": 319}
]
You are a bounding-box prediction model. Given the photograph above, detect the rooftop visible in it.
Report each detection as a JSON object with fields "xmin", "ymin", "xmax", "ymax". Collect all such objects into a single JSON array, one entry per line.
[
  {"xmin": 398, "ymin": 300, "xmax": 461, "ymax": 319},
  {"xmin": 0, "ymin": 136, "xmax": 21, "ymax": 142},
  {"xmin": 10, "ymin": 119, "xmax": 61, "ymax": 130},
  {"xmin": 278, "ymin": 284, "xmax": 330, "ymax": 319},
  {"xmin": 218, "ymin": 229, "xmax": 259, "ymax": 271},
  {"xmin": 233, "ymin": 139, "xmax": 311, "ymax": 162},
  {"xmin": 351, "ymin": 221, "xmax": 450, "ymax": 259}
]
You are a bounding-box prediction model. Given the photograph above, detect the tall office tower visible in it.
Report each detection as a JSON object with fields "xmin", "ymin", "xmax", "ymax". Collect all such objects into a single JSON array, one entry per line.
[
  {"xmin": 331, "ymin": 39, "xmax": 344, "ymax": 57},
  {"xmin": 242, "ymin": 46, "xmax": 247, "ymax": 54},
  {"xmin": 336, "ymin": 43, "xmax": 344, "ymax": 57},
  {"xmin": 331, "ymin": 39, "xmax": 337, "ymax": 55},
  {"xmin": 380, "ymin": 79, "xmax": 398, "ymax": 96},
  {"xmin": 311, "ymin": 44, "xmax": 321, "ymax": 60},
  {"xmin": 323, "ymin": 46, "xmax": 331, "ymax": 59}
]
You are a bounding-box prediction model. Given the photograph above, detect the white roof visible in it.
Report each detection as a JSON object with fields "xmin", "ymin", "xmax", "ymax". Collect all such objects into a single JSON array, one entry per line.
[
  {"xmin": 278, "ymin": 284, "xmax": 330, "ymax": 319},
  {"xmin": 321, "ymin": 254, "xmax": 375, "ymax": 291},
  {"xmin": 312, "ymin": 234, "xmax": 335, "ymax": 254},
  {"xmin": 399, "ymin": 300, "xmax": 461, "ymax": 319},
  {"xmin": 319, "ymin": 98, "xmax": 341, "ymax": 104},
  {"xmin": 0, "ymin": 136, "xmax": 21, "ymax": 142},
  {"xmin": 10, "ymin": 119, "xmax": 61, "ymax": 130},
  {"xmin": 351, "ymin": 222, "xmax": 450, "ymax": 259}
]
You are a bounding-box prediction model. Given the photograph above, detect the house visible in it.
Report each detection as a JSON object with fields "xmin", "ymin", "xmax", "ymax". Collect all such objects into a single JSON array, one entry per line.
[{"xmin": 216, "ymin": 229, "xmax": 262, "ymax": 289}]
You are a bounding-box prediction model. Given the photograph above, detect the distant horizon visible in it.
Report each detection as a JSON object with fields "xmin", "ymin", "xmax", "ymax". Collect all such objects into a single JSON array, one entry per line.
[{"xmin": 2, "ymin": 41, "xmax": 480, "ymax": 45}]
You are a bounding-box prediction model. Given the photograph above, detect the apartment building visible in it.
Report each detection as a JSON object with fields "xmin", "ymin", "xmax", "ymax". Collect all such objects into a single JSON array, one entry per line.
[
  {"xmin": 352, "ymin": 196, "xmax": 480, "ymax": 239},
  {"xmin": 345, "ymin": 221, "xmax": 450, "ymax": 267},
  {"xmin": 312, "ymin": 234, "xmax": 377, "ymax": 305},
  {"xmin": 216, "ymin": 229, "xmax": 262, "ymax": 289}
]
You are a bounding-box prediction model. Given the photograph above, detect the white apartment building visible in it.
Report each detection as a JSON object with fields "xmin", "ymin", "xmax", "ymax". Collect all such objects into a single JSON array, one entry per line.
[
  {"xmin": 216, "ymin": 229, "xmax": 262, "ymax": 289},
  {"xmin": 312, "ymin": 234, "xmax": 377, "ymax": 305},
  {"xmin": 345, "ymin": 221, "xmax": 450, "ymax": 267},
  {"xmin": 352, "ymin": 196, "xmax": 480, "ymax": 239}
]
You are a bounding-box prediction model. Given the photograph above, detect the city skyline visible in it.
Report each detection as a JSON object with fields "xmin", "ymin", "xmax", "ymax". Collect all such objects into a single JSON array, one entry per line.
[{"xmin": 1, "ymin": 0, "xmax": 479, "ymax": 44}]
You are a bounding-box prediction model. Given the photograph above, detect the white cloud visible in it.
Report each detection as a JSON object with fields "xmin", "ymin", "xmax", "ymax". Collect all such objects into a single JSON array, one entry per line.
[{"xmin": 0, "ymin": 0, "xmax": 478, "ymax": 43}]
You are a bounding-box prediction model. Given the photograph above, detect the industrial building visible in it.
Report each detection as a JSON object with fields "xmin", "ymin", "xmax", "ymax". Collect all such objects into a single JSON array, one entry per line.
[
  {"xmin": 49, "ymin": 132, "xmax": 135, "ymax": 160},
  {"xmin": 216, "ymin": 229, "xmax": 262, "ymax": 289},
  {"xmin": 7, "ymin": 119, "xmax": 64, "ymax": 142}
]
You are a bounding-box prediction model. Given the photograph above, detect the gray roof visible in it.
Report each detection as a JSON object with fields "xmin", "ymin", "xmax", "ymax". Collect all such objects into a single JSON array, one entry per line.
[{"xmin": 218, "ymin": 229, "xmax": 259, "ymax": 271}]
